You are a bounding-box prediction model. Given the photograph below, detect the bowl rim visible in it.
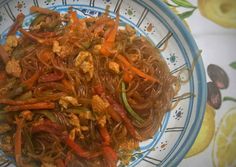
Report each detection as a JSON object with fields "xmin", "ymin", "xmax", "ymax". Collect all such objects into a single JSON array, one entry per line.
[
  {"xmin": 146, "ymin": 0, "xmax": 207, "ymax": 166},
  {"xmin": 0, "ymin": 0, "xmax": 207, "ymax": 166}
]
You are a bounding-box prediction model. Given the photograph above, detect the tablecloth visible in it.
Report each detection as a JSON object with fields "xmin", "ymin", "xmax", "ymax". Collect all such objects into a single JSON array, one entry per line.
[{"xmin": 173, "ymin": 0, "xmax": 236, "ymax": 166}]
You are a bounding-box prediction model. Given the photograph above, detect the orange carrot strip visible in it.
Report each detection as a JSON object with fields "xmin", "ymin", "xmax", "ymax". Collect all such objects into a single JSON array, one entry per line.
[
  {"xmin": 23, "ymin": 71, "xmax": 40, "ymax": 89},
  {"xmin": 107, "ymin": 106, "xmax": 122, "ymax": 122},
  {"xmin": 100, "ymin": 15, "xmax": 119, "ymax": 56},
  {"xmin": 19, "ymin": 28, "xmax": 45, "ymax": 43},
  {"xmin": 0, "ymin": 99, "xmax": 38, "ymax": 105},
  {"xmin": 30, "ymin": 6, "xmax": 58, "ymax": 15},
  {"xmin": 102, "ymin": 146, "xmax": 118, "ymax": 167},
  {"xmin": 4, "ymin": 102, "xmax": 55, "ymax": 111},
  {"xmin": 100, "ymin": 42, "xmax": 113, "ymax": 56},
  {"xmin": 106, "ymin": 15, "xmax": 119, "ymax": 42},
  {"xmin": 38, "ymin": 70, "xmax": 64, "ymax": 83},
  {"xmin": 70, "ymin": 11, "xmax": 79, "ymax": 24},
  {"xmin": 69, "ymin": 11, "xmax": 86, "ymax": 31},
  {"xmin": 19, "ymin": 28, "xmax": 58, "ymax": 45},
  {"xmin": 64, "ymin": 137, "xmax": 102, "ymax": 159},
  {"xmin": 7, "ymin": 13, "xmax": 25, "ymax": 36},
  {"xmin": 99, "ymin": 126, "xmax": 111, "ymax": 145},
  {"xmin": 123, "ymin": 70, "xmax": 134, "ymax": 83},
  {"xmin": 117, "ymin": 54, "xmax": 159, "ymax": 83}
]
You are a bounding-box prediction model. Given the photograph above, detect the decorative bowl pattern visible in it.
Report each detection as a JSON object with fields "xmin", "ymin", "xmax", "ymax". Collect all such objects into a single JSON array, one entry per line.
[{"xmin": 0, "ymin": 0, "xmax": 207, "ymax": 166}]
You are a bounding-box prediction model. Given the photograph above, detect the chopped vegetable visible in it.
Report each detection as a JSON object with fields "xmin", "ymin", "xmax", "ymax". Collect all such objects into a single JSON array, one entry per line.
[
  {"xmin": 7, "ymin": 13, "xmax": 25, "ymax": 36},
  {"xmin": 64, "ymin": 137, "xmax": 102, "ymax": 159},
  {"xmin": 123, "ymin": 70, "xmax": 134, "ymax": 83},
  {"xmin": 22, "ymin": 71, "xmax": 40, "ymax": 88},
  {"xmin": 20, "ymin": 110, "xmax": 33, "ymax": 121},
  {"xmin": 121, "ymin": 82, "xmax": 144, "ymax": 123},
  {"xmin": 0, "ymin": 98, "xmax": 38, "ymax": 105},
  {"xmin": 38, "ymin": 70, "xmax": 64, "ymax": 83},
  {"xmin": 116, "ymin": 54, "xmax": 159, "ymax": 83},
  {"xmin": 19, "ymin": 28, "xmax": 45, "ymax": 43},
  {"xmin": 4, "ymin": 102, "xmax": 55, "ymax": 111},
  {"xmin": 100, "ymin": 14, "xmax": 119, "ymax": 56},
  {"xmin": 35, "ymin": 110, "xmax": 57, "ymax": 122},
  {"xmin": 99, "ymin": 126, "xmax": 111, "ymax": 145},
  {"xmin": 106, "ymin": 95, "xmax": 142, "ymax": 140},
  {"xmin": 30, "ymin": 6, "xmax": 59, "ymax": 15},
  {"xmin": 102, "ymin": 146, "xmax": 118, "ymax": 167}
]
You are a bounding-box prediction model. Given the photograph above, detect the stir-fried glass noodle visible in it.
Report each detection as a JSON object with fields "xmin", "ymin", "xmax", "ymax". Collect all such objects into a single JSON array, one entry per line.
[{"xmin": 0, "ymin": 6, "xmax": 179, "ymax": 167}]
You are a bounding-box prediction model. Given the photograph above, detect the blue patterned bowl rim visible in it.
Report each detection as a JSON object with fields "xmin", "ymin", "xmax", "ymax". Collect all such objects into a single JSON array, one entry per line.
[
  {"xmin": 150, "ymin": 0, "xmax": 207, "ymax": 166},
  {"xmin": 0, "ymin": 0, "xmax": 207, "ymax": 166}
]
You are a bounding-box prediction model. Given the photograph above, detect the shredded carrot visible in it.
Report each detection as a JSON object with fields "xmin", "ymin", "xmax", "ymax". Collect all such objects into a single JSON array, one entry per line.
[
  {"xmin": 102, "ymin": 146, "xmax": 117, "ymax": 167},
  {"xmin": 106, "ymin": 15, "xmax": 119, "ymax": 42},
  {"xmin": 100, "ymin": 42, "xmax": 113, "ymax": 56},
  {"xmin": 23, "ymin": 71, "xmax": 40, "ymax": 89},
  {"xmin": 70, "ymin": 11, "xmax": 80, "ymax": 25},
  {"xmin": 7, "ymin": 13, "xmax": 25, "ymax": 36},
  {"xmin": 100, "ymin": 15, "xmax": 119, "ymax": 56},
  {"xmin": 64, "ymin": 137, "xmax": 102, "ymax": 159},
  {"xmin": 69, "ymin": 11, "xmax": 86, "ymax": 31},
  {"xmin": 4, "ymin": 102, "xmax": 55, "ymax": 111},
  {"xmin": 0, "ymin": 98, "xmax": 38, "ymax": 105},
  {"xmin": 30, "ymin": 6, "xmax": 58, "ymax": 15},
  {"xmin": 123, "ymin": 70, "xmax": 134, "ymax": 83},
  {"xmin": 19, "ymin": 28, "xmax": 56, "ymax": 44},
  {"xmin": 38, "ymin": 70, "xmax": 64, "ymax": 83},
  {"xmin": 107, "ymin": 106, "xmax": 122, "ymax": 122},
  {"xmin": 99, "ymin": 126, "xmax": 111, "ymax": 145},
  {"xmin": 19, "ymin": 28, "xmax": 45, "ymax": 43},
  {"xmin": 117, "ymin": 54, "xmax": 159, "ymax": 83}
]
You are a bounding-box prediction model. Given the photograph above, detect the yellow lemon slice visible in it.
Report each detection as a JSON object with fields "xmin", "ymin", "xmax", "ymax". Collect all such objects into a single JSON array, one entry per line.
[
  {"xmin": 185, "ymin": 104, "xmax": 215, "ymax": 158},
  {"xmin": 212, "ymin": 107, "xmax": 236, "ymax": 167},
  {"xmin": 198, "ymin": 0, "xmax": 236, "ymax": 28}
]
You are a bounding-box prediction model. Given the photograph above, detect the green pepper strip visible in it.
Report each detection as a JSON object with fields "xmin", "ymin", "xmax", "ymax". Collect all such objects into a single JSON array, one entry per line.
[
  {"xmin": 121, "ymin": 82, "xmax": 144, "ymax": 123},
  {"xmin": 66, "ymin": 107, "xmax": 91, "ymax": 114},
  {"xmin": 35, "ymin": 110, "xmax": 57, "ymax": 123}
]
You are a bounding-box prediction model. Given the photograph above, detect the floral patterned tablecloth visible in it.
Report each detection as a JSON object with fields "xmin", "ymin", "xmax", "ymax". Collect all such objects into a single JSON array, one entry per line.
[{"xmin": 167, "ymin": 0, "xmax": 236, "ymax": 166}]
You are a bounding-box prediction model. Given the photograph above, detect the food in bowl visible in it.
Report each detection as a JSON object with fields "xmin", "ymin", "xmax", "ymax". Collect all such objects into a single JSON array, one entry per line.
[{"xmin": 0, "ymin": 6, "xmax": 179, "ymax": 167}]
